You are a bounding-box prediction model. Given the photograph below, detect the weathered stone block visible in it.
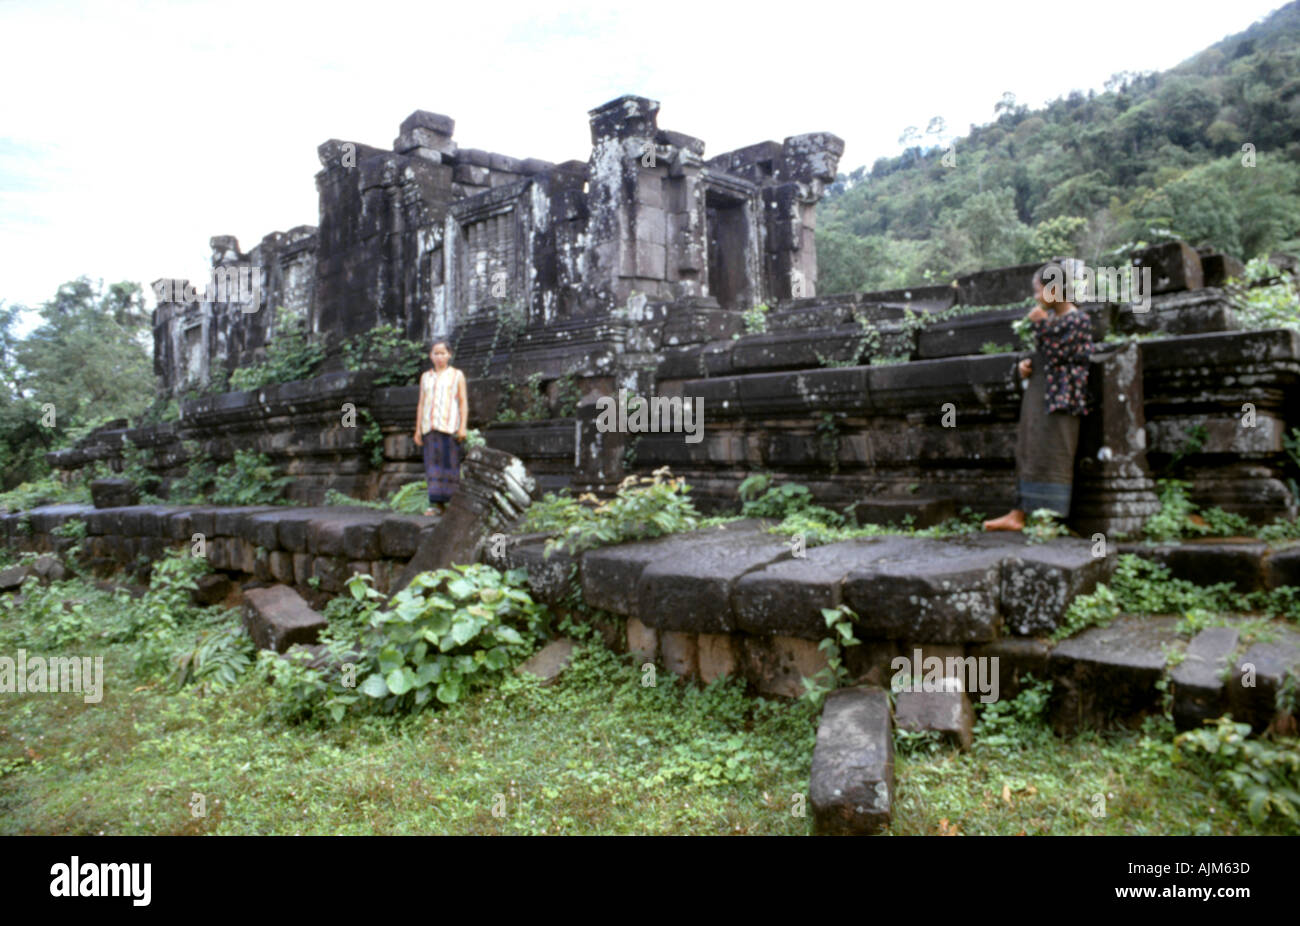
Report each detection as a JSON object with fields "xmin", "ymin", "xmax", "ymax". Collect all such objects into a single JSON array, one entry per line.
[
  {"xmin": 626, "ymin": 617, "xmax": 658, "ymax": 662},
  {"xmin": 810, "ymin": 687, "xmax": 893, "ymax": 835},
  {"xmin": 740, "ymin": 635, "xmax": 828, "ymax": 698},
  {"xmin": 292, "ymin": 552, "xmax": 312, "ymax": 587},
  {"xmin": 893, "ymin": 686, "xmax": 973, "ymax": 750},
  {"xmin": 242, "ymin": 584, "xmax": 327, "ymax": 652},
  {"xmin": 1171, "ymin": 626, "xmax": 1239, "ymax": 731},
  {"xmin": 269, "ymin": 550, "xmax": 295, "ymax": 584},
  {"xmin": 1049, "ymin": 616, "xmax": 1183, "ymax": 733},
  {"xmin": 697, "ymin": 633, "xmax": 737, "ymax": 682},
  {"xmin": 661, "ymin": 631, "xmax": 698, "ymax": 678}
]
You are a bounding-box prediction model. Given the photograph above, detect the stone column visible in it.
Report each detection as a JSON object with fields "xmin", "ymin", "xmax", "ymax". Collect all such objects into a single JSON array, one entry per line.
[{"xmin": 1070, "ymin": 341, "xmax": 1160, "ymax": 537}]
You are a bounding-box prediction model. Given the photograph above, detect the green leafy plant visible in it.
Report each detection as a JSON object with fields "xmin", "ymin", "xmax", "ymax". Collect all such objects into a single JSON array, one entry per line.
[
  {"xmin": 1024, "ymin": 508, "xmax": 1066, "ymax": 543},
  {"xmin": 357, "ymin": 408, "xmax": 385, "ymax": 469},
  {"xmin": 980, "ymin": 341, "xmax": 1014, "ymax": 354},
  {"xmin": 1174, "ymin": 716, "xmax": 1300, "ymax": 825},
  {"xmin": 207, "ymin": 450, "xmax": 291, "ymax": 506},
  {"xmin": 339, "ymin": 324, "xmax": 426, "ymax": 388},
  {"xmin": 228, "ymin": 307, "xmax": 326, "ymax": 391},
  {"xmin": 354, "ymin": 564, "xmax": 549, "ymax": 713},
  {"xmin": 741, "ymin": 302, "xmax": 770, "ymax": 335},
  {"xmin": 737, "ymin": 473, "xmax": 842, "ymax": 524},
  {"xmin": 800, "ymin": 604, "xmax": 861, "ymax": 708},
  {"xmin": 166, "ymin": 613, "xmax": 256, "ymax": 694},
  {"xmin": 542, "ymin": 467, "xmax": 701, "ymax": 557}
]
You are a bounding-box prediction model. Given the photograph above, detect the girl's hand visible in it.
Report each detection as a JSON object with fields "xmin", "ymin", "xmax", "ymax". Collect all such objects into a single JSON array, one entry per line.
[
  {"xmin": 413, "ymin": 430, "xmax": 423, "ymax": 447},
  {"xmin": 456, "ymin": 428, "xmax": 467, "ymax": 441},
  {"xmin": 1027, "ymin": 305, "xmax": 1048, "ymax": 323},
  {"xmin": 1018, "ymin": 358, "xmax": 1032, "ymax": 378}
]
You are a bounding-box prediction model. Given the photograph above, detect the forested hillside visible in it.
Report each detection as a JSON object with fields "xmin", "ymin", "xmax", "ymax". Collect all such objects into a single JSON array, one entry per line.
[{"xmin": 816, "ymin": 1, "xmax": 1300, "ymax": 293}]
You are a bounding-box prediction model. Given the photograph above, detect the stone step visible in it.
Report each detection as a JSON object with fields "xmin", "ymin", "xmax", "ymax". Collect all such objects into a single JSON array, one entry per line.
[
  {"xmin": 1118, "ymin": 539, "xmax": 1300, "ymax": 593},
  {"xmin": 242, "ymin": 584, "xmax": 328, "ymax": 652},
  {"xmin": 1049, "ymin": 615, "xmax": 1184, "ymax": 734},
  {"xmin": 502, "ymin": 527, "xmax": 1115, "ymax": 644}
]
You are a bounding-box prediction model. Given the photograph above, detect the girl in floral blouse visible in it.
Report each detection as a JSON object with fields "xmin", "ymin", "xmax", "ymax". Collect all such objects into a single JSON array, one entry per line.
[
  {"xmin": 413, "ymin": 341, "xmax": 468, "ymax": 517},
  {"xmin": 984, "ymin": 261, "xmax": 1093, "ymax": 531}
]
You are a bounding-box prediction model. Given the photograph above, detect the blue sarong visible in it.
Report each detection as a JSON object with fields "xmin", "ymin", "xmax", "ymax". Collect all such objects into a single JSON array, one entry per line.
[{"xmin": 422, "ymin": 429, "xmax": 461, "ymax": 504}]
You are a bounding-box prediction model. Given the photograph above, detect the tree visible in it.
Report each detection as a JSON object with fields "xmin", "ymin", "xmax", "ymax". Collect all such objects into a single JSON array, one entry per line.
[{"xmin": 0, "ymin": 277, "xmax": 156, "ymax": 489}]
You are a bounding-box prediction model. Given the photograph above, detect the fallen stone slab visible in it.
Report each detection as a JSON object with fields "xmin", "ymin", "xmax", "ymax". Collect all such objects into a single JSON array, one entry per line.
[
  {"xmin": 810, "ymin": 687, "xmax": 894, "ymax": 835},
  {"xmin": 191, "ymin": 572, "xmax": 234, "ymax": 607},
  {"xmin": 516, "ymin": 638, "xmax": 576, "ymax": 685},
  {"xmin": 1171, "ymin": 626, "xmax": 1239, "ymax": 731},
  {"xmin": 893, "ymin": 685, "xmax": 974, "ymax": 750},
  {"xmin": 242, "ymin": 584, "xmax": 328, "ymax": 652},
  {"xmin": 30, "ymin": 553, "xmax": 67, "ymax": 583},
  {"xmin": 1049, "ymin": 616, "xmax": 1184, "ymax": 734}
]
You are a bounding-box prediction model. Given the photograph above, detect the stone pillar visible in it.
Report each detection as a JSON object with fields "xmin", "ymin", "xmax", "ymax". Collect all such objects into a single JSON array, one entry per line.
[{"xmin": 1070, "ymin": 341, "xmax": 1160, "ymax": 537}]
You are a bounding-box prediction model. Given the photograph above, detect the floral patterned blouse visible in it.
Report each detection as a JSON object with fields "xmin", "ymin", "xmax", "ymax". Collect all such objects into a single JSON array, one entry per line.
[{"xmin": 1031, "ymin": 309, "xmax": 1093, "ymax": 416}]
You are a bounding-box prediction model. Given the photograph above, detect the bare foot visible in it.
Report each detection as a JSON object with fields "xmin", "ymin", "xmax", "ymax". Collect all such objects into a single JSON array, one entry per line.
[{"xmin": 983, "ymin": 510, "xmax": 1025, "ymax": 531}]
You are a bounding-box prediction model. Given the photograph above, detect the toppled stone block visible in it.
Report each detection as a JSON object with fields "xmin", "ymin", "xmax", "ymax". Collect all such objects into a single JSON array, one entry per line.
[
  {"xmin": 242, "ymin": 584, "xmax": 327, "ymax": 652},
  {"xmin": 515, "ymin": 638, "xmax": 576, "ymax": 685},
  {"xmin": 810, "ymin": 687, "xmax": 894, "ymax": 835},
  {"xmin": 893, "ymin": 684, "xmax": 974, "ymax": 750},
  {"xmin": 30, "ymin": 553, "xmax": 67, "ymax": 583}
]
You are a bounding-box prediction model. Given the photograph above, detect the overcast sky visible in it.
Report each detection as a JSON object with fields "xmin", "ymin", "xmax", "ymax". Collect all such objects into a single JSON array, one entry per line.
[{"xmin": 0, "ymin": 0, "xmax": 1288, "ymax": 334}]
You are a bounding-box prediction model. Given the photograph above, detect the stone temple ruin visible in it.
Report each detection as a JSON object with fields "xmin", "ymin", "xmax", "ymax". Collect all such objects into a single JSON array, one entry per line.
[{"xmin": 9, "ymin": 95, "xmax": 1300, "ymax": 833}]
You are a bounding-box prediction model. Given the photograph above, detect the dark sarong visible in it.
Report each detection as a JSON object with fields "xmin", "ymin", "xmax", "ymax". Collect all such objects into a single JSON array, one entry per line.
[
  {"xmin": 1015, "ymin": 351, "xmax": 1080, "ymax": 517},
  {"xmin": 422, "ymin": 429, "xmax": 462, "ymax": 504}
]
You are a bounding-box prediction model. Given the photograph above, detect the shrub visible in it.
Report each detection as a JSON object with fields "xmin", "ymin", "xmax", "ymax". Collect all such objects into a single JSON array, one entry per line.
[
  {"xmin": 208, "ymin": 450, "xmax": 291, "ymax": 506},
  {"xmin": 1174, "ymin": 716, "xmax": 1300, "ymax": 825},
  {"xmin": 228, "ymin": 307, "xmax": 326, "ymax": 390},
  {"xmin": 339, "ymin": 324, "xmax": 426, "ymax": 388},
  {"xmin": 542, "ymin": 467, "xmax": 701, "ymax": 557},
  {"xmin": 353, "ymin": 565, "xmax": 549, "ymax": 712}
]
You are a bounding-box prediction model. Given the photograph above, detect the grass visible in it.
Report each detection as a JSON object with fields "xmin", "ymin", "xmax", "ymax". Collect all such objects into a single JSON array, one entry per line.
[{"xmin": 1, "ymin": 554, "xmax": 1296, "ymax": 835}]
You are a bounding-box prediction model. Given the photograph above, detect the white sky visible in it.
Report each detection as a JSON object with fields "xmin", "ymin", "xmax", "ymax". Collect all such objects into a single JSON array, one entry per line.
[{"xmin": 0, "ymin": 0, "xmax": 1288, "ymax": 335}]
